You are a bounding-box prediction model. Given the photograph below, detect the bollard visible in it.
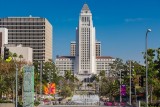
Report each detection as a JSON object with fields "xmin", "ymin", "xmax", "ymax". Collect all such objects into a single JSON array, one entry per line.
[{"xmin": 137, "ymin": 101, "xmax": 141, "ymax": 107}]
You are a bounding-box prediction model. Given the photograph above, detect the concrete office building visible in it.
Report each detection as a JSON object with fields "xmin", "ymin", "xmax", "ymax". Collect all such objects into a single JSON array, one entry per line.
[
  {"xmin": 55, "ymin": 4, "xmax": 115, "ymax": 76},
  {"xmin": 95, "ymin": 41, "xmax": 101, "ymax": 56},
  {"xmin": 70, "ymin": 41, "xmax": 76, "ymax": 56},
  {"xmin": 96, "ymin": 56, "xmax": 114, "ymax": 74},
  {"xmin": 0, "ymin": 16, "xmax": 52, "ymax": 62},
  {"xmin": 55, "ymin": 56, "xmax": 75, "ymax": 76}
]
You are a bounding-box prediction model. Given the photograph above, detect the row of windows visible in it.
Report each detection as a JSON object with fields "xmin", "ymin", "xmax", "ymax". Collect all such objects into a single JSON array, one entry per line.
[
  {"xmin": 81, "ymin": 28, "xmax": 90, "ymax": 31},
  {"xmin": 81, "ymin": 66, "xmax": 90, "ymax": 69},
  {"xmin": 80, "ymin": 51, "xmax": 90, "ymax": 53},
  {"xmin": 81, "ymin": 41, "xmax": 90, "ymax": 42},
  {"xmin": 8, "ymin": 29, "xmax": 45, "ymax": 32},
  {"xmin": 81, "ymin": 32, "xmax": 90, "ymax": 34},
  {"xmin": 8, "ymin": 32, "xmax": 45, "ymax": 35},
  {"xmin": 57, "ymin": 65, "xmax": 111, "ymax": 70},
  {"xmin": 33, "ymin": 50, "xmax": 45, "ymax": 53},
  {"xmin": 81, "ymin": 39, "xmax": 90, "ymax": 41},
  {"xmin": 56, "ymin": 63, "xmax": 74, "ymax": 65},
  {"xmin": 33, "ymin": 57, "xmax": 45, "ymax": 60},
  {"xmin": 33, "ymin": 55, "xmax": 45, "ymax": 58},
  {"xmin": 0, "ymin": 26, "xmax": 45, "ymax": 29},
  {"xmin": 97, "ymin": 62, "xmax": 110, "ymax": 64},
  {"xmin": 81, "ymin": 37, "xmax": 90, "ymax": 39},
  {"xmin": 81, "ymin": 17, "xmax": 90, "ymax": 22},
  {"xmin": 0, "ymin": 22, "xmax": 45, "ymax": 25},
  {"xmin": 81, "ymin": 45, "xmax": 90, "ymax": 47},
  {"xmin": 81, "ymin": 23, "xmax": 90, "ymax": 26},
  {"xmin": 9, "ymin": 34, "xmax": 44, "ymax": 36},
  {"xmin": 81, "ymin": 61, "xmax": 90, "ymax": 63},
  {"xmin": 97, "ymin": 59, "xmax": 114, "ymax": 61},
  {"xmin": 8, "ymin": 40, "xmax": 45, "ymax": 43},
  {"xmin": 9, "ymin": 38, "xmax": 45, "ymax": 40}
]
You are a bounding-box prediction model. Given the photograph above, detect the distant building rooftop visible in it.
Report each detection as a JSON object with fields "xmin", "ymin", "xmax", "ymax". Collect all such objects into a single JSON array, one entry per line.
[
  {"xmin": 96, "ymin": 56, "xmax": 114, "ymax": 59},
  {"xmin": 56, "ymin": 56, "xmax": 75, "ymax": 59},
  {"xmin": 7, "ymin": 15, "xmax": 40, "ymax": 18}
]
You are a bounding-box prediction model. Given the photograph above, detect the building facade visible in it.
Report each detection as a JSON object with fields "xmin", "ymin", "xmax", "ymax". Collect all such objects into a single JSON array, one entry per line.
[
  {"xmin": 70, "ymin": 41, "xmax": 101, "ymax": 57},
  {"xmin": 0, "ymin": 16, "xmax": 52, "ymax": 62},
  {"xmin": 96, "ymin": 41, "xmax": 101, "ymax": 56},
  {"xmin": 70, "ymin": 41, "xmax": 76, "ymax": 56},
  {"xmin": 75, "ymin": 4, "xmax": 96, "ymax": 74},
  {"xmin": 0, "ymin": 28, "xmax": 8, "ymax": 55},
  {"xmin": 96, "ymin": 56, "xmax": 114, "ymax": 74},
  {"xmin": 55, "ymin": 56, "xmax": 75, "ymax": 76},
  {"xmin": 6, "ymin": 44, "xmax": 33, "ymax": 63},
  {"xmin": 55, "ymin": 4, "xmax": 115, "ymax": 76}
]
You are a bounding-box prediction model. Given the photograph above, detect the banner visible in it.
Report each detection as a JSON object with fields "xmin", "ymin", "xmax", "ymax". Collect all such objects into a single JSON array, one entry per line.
[
  {"xmin": 44, "ymin": 83, "xmax": 56, "ymax": 95},
  {"xmin": 121, "ymin": 84, "xmax": 126, "ymax": 96},
  {"xmin": 23, "ymin": 66, "xmax": 34, "ymax": 107}
]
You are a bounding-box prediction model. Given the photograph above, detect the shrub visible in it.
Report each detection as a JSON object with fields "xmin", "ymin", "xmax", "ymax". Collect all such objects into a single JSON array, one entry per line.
[{"xmin": 34, "ymin": 101, "xmax": 40, "ymax": 106}]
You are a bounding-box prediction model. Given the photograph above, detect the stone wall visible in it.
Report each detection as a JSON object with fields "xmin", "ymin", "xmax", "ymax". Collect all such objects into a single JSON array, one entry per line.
[{"xmin": 0, "ymin": 103, "xmax": 14, "ymax": 107}]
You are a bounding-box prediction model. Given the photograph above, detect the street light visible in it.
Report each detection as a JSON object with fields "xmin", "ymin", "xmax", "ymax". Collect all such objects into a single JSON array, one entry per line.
[
  {"xmin": 119, "ymin": 70, "xmax": 122, "ymax": 103},
  {"xmin": 40, "ymin": 61, "xmax": 43, "ymax": 99},
  {"xmin": 129, "ymin": 61, "xmax": 131, "ymax": 106},
  {"xmin": 128, "ymin": 60, "xmax": 134, "ymax": 105},
  {"xmin": 15, "ymin": 64, "xmax": 18, "ymax": 107},
  {"xmin": 145, "ymin": 28, "xmax": 151, "ymax": 107}
]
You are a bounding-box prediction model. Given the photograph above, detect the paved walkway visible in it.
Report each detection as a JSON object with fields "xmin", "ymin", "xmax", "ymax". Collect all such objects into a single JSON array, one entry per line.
[
  {"xmin": 38, "ymin": 104, "xmax": 131, "ymax": 107},
  {"xmin": 38, "ymin": 105, "xmax": 117, "ymax": 107}
]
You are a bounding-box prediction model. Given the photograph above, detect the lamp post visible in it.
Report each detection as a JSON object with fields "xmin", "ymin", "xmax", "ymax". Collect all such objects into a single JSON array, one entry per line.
[
  {"xmin": 48, "ymin": 68, "xmax": 51, "ymax": 105},
  {"xmin": 129, "ymin": 61, "xmax": 131, "ymax": 105},
  {"xmin": 11, "ymin": 58, "xmax": 18, "ymax": 107},
  {"xmin": 15, "ymin": 64, "xmax": 18, "ymax": 107},
  {"xmin": 119, "ymin": 70, "xmax": 122, "ymax": 103},
  {"xmin": 145, "ymin": 29, "xmax": 151, "ymax": 107},
  {"xmin": 40, "ymin": 61, "xmax": 43, "ymax": 99}
]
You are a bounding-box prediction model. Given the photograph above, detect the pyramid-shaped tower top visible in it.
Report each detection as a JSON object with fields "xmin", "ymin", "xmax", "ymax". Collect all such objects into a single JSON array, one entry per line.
[
  {"xmin": 81, "ymin": 3, "xmax": 91, "ymax": 13},
  {"xmin": 82, "ymin": 3, "xmax": 90, "ymax": 11}
]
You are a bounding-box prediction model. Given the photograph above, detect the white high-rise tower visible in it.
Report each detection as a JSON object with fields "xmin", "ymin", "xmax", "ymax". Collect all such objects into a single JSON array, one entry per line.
[
  {"xmin": 75, "ymin": 4, "xmax": 96, "ymax": 74},
  {"xmin": 55, "ymin": 4, "xmax": 115, "ymax": 78}
]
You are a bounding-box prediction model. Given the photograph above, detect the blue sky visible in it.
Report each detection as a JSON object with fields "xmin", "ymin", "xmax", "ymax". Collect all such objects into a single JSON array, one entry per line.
[{"xmin": 0, "ymin": 0, "xmax": 160, "ymax": 63}]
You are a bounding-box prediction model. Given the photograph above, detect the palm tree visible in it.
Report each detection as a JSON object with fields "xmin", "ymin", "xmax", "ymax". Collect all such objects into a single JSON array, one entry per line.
[
  {"xmin": 13, "ymin": 53, "xmax": 17, "ymax": 60},
  {"xmin": 64, "ymin": 70, "xmax": 72, "ymax": 80},
  {"xmin": 19, "ymin": 55, "xmax": 23, "ymax": 62}
]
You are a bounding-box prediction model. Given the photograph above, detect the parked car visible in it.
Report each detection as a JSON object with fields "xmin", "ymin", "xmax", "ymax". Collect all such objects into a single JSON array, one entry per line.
[
  {"xmin": 120, "ymin": 102, "xmax": 126, "ymax": 106},
  {"xmin": 104, "ymin": 101, "xmax": 113, "ymax": 106},
  {"xmin": 113, "ymin": 102, "xmax": 119, "ymax": 106},
  {"xmin": 43, "ymin": 99, "xmax": 51, "ymax": 105}
]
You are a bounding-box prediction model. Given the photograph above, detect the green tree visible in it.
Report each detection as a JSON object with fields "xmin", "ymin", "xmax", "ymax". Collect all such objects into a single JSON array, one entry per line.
[
  {"xmin": 19, "ymin": 55, "xmax": 23, "ymax": 62},
  {"xmin": 110, "ymin": 58, "xmax": 125, "ymax": 76},
  {"xmin": 99, "ymin": 70, "xmax": 105, "ymax": 77},
  {"xmin": 61, "ymin": 85, "xmax": 72, "ymax": 98},
  {"xmin": 13, "ymin": 53, "xmax": 17, "ymax": 60},
  {"xmin": 143, "ymin": 48, "xmax": 160, "ymax": 102}
]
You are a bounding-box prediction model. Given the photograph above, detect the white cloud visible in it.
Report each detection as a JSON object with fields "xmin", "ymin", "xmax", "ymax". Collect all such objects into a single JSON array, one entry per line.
[{"xmin": 125, "ymin": 18, "xmax": 146, "ymax": 22}]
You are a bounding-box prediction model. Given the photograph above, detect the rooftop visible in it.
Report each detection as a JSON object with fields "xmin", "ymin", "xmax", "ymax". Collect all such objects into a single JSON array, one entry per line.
[
  {"xmin": 56, "ymin": 56, "xmax": 75, "ymax": 59},
  {"xmin": 96, "ymin": 56, "xmax": 114, "ymax": 59},
  {"xmin": 81, "ymin": 3, "xmax": 90, "ymax": 11}
]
